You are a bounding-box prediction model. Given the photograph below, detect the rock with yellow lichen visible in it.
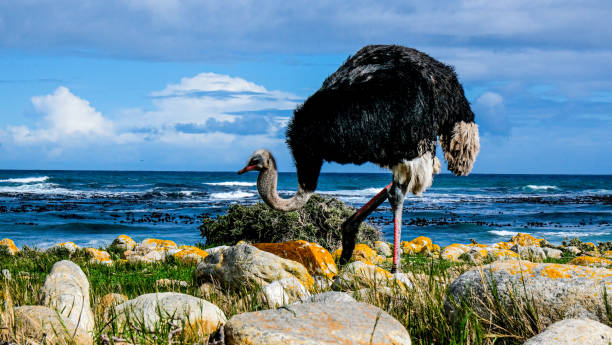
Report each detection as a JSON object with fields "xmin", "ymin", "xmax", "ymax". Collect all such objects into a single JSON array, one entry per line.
[
  {"xmin": 139, "ymin": 238, "xmax": 178, "ymax": 251},
  {"xmin": 194, "ymin": 244, "xmax": 314, "ymax": 289},
  {"xmin": 332, "ymin": 261, "xmax": 411, "ymax": 291},
  {"xmin": 511, "ymin": 233, "xmax": 545, "ymax": 247},
  {"xmin": 523, "ymin": 318, "xmax": 612, "ymax": 345},
  {"xmin": 224, "ymin": 301, "xmax": 411, "ymax": 345},
  {"xmin": 568, "ymin": 256, "xmax": 612, "ymax": 268},
  {"xmin": 111, "ymin": 234, "xmax": 136, "ymax": 251},
  {"xmin": 85, "ymin": 248, "xmax": 113, "ymax": 265},
  {"xmin": 0, "ymin": 238, "xmax": 19, "ymax": 255},
  {"xmin": 447, "ymin": 260, "xmax": 612, "ymax": 326},
  {"xmin": 253, "ymin": 240, "xmax": 337, "ymax": 279},
  {"xmin": 51, "ymin": 241, "xmax": 80, "ymax": 253},
  {"xmin": 441, "ymin": 244, "xmax": 470, "ymax": 262},
  {"xmin": 173, "ymin": 245, "xmax": 209, "ymax": 265},
  {"xmin": 374, "ymin": 240, "xmax": 392, "ymax": 257},
  {"xmin": 487, "ymin": 248, "xmax": 519, "ymax": 261},
  {"xmin": 511, "ymin": 244, "xmax": 547, "ymax": 262},
  {"xmin": 114, "ymin": 292, "xmax": 226, "ymax": 338},
  {"xmin": 332, "ymin": 243, "xmax": 384, "ymax": 265},
  {"xmin": 401, "ymin": 236, "xmax": 435, "ymax": 255}
]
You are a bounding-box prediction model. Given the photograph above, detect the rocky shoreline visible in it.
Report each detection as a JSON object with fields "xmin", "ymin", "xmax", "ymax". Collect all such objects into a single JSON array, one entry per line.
[{"xmin": 1, "ymin": 233, "xmax": 612, "ymax": 344}]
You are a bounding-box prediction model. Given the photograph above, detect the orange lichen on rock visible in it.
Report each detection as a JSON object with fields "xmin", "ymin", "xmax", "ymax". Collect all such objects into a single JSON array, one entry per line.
[
  {"xmin": 54, "ymin": 241, "xmax": 80, "ymax": 252},
  {"xmin": 173, "ymin": 246, "xmax": 209, "ymax": 265},
  {"xmin": 493, "ymin": 241, "xmax": 513, "ymax": 250},
  {"xmin": 141, "ymin": 238, "xmax": 177, "ymax": 249},
  {"xmin": 510, "ymin": 233, "xmax": 544, "ymax": 247},
  {"xmin": 401, "ymin": 236, "xmax": 434, "ymax": 254},
  {"xmin": 254, "ymin": 240, "xmax": 337, "ymax": 279},
  {"xmin": 491, "ymin": 260, "xmax": 612, "ymax": 280},
  {"xmin": 332, "ymin": 244, "xmax": 383, "ymax": 265},
  {"xmin": 85, "ymin": 248, "xmax": 112, "ymax": 265},
  {"xmin": 0, "ymin": 238, "xmax": 19, "ymax": 255},
  {"xmin": 488, "ymin": 248, "xmax": 519, "ymax": 260},
  {"xmin": 568, "ymin": 256, "xmax": 612, "ymax": 268}
]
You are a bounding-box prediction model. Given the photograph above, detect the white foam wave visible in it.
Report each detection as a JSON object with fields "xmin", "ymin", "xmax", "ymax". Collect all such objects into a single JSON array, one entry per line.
[
  {"xmin": 538, "ymin": 231, "xmax": 611, "ymax": 237},
  {"xmin": 205, "ymin": 181, "xmax": 256, "ymax": 187},
  {"xmin": 179, "ymin": 190, "xmax": 195, "ymax": 196},
  {"xmin": 0, "ymin": 183, "xmax": 72, "ymax": 195},
  {"xmin": 525, "ymin": 185, "xmax": 558, "ymax": 191},
  {"xmin": 0, "ymin": 176, "xmax": 49, "ymax": 183},
  {"xmin": 210, "ymin": 191, "xmax": 255, "ymax": 200},
  {"xmin": 488, "ymin": 230, "xmax": 521, "ymax": 237},
  {"xmin": 319, "ymin": 187, "xmax": 382, "ymax": 196}
]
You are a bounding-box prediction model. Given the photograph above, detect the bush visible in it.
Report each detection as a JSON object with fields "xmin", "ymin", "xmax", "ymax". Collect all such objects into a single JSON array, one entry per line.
[{"xmin": 199, "ymin": 194, "xmax": 381, "ymax": 250}]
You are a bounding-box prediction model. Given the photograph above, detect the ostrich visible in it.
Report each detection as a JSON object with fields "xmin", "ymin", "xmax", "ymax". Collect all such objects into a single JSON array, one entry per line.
[{"xmin": 238, "ymin": 45, "xmax": 479, "ymax": 272}]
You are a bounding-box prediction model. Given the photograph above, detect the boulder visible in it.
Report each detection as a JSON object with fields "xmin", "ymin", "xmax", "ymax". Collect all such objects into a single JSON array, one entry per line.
[
  {"xmin": 224, "ymin": 301, "xmax": 411, "ymax": 345},
  {"xmin": 487, "ymin": 248, "xmax": 519, "ymax": 261},
  {"xmin": 511, "ymin": 233, "xmax": 545, "ymax": 247},
  {"xmin": 114, "ymin": 292, "xmax": 226, "ymax": 337},
  {"xmin": 204, "ymin": 245, "xmax": 230, "ymax": 256},
  {"xmin": 85, "ymin": 248, "xmax": 112, "ymax": 265},
  {"xmin": 332, "ymin": 243, "xmax": 384, "ymax": 265},
  {"xmin": 464, "ymin": 247, "xmax": 489, "ymax": 264},
  {"xmin": 254, "ymin": 240, "xmax": 337, "ymax": 279},
  {"xmin": 566, "ymin": 246, "xmax": 582, "ymax": 255},
  {"xmin": 261, "ymin": 277, "xmax": 310, "ymax": 308},
  {"xmin": 39, "ymin": 260, "xmax": 94, "ymax": 335},
  {"xmin": 302, "ymin": 291, "xmax": 356, "ymax": 304},
  {"xmin": 543, "ymin": 247, "xmax": 563, "ymax": 259},
  {"xmin": 441, "ymin": 244, "xmax": 469, "ymax": 261},
  {"xmin": 0, "ymin": 238, "xmax": 19, "ymax": 255},
  {"xmin": 111, "ymin": 234, "xmax": 136, "ymax": 251},
  {"xmin": 125, "ymin": 249, "xmax": 165, "ymax": 263},
  {"xmin": 139, "ymin": 238, "xmax": 177, "ymax": 250},
  {"xmin": 332, "ymin": 261, "xmax": 408, "ymax": 291},
  {"xmin": 2, "ymin": 268, "xmax": 11, "ymax": 280},
  {"xmin": 374, "ymin": 241, "xmax": 393, "ymax": 257},
  {"xmin": 173, "ymin": 245, "xmax": 209, "ymax": 265},
  {"xmin": 447, "ymin": 260, "xmax": 612, "ymax": 325},
  {"xmin": 51, "ymin": 241, "xmax": 80, "ymax": 253},
  {"xmin": 195, "ymin": 244, "xmax": 314, "ymax": 288},
  {"xmin": 511, "ymin": 245, "xmax": 546, "ymax": 262},
  {"xmin": 569, "ymin": 256, "xmax": 612, "ymax": 268},
  {"xmin": 13, "ymin": 306, "xmax": 92, "ymax": 345},
  {"xmin": 524, "ymin": 319, "xmax": 612, "ymax": 345},
  {"xmin": 401, "ymin": 236, "xmax": 434, "ymax": 254}
]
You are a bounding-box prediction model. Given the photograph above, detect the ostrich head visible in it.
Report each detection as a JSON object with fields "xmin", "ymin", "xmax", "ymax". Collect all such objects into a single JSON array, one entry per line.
[
  {"xmin": 237, "ymin": 149, "xmax": 275, "ymax": 175},
  {"xmin": 439, "ymin": 121, "xmax": 480, "ymax": 176}
]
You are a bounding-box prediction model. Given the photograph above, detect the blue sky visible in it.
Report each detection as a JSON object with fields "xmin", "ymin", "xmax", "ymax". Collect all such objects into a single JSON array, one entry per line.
[{"xmin": 0, "ymin": 1, "xmax": 611, "ymax": 174}]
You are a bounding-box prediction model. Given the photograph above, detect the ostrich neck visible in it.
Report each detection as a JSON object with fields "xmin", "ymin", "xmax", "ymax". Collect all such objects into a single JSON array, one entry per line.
[{"xmin": 257, "ymin": 164, "xmax": 313, "ymax": 212}]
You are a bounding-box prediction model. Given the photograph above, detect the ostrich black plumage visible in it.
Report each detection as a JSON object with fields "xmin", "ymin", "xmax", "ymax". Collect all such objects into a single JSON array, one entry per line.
[{"xmin": 238, "ymin": 45, "xmax": 480, "ymax": 272}]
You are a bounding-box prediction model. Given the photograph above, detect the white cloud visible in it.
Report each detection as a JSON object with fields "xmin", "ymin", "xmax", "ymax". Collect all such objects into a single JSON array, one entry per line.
[
  {"xmin": 473, "ymin": 91, "xmax": 510, "ymax": 136},
  {"xmin": 152, "ymin": 73, "xmax": 267, "ymax": 96}
]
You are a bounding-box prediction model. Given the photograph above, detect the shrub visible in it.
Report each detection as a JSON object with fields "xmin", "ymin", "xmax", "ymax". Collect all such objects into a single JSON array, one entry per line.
[{"xmin": 199, "ymin": 194, "xmax": 381, "ymax": 250}]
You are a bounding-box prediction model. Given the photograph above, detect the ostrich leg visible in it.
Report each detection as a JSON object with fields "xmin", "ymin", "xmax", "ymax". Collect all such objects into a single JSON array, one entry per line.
[
  {"xmin": 388, "ymin": 182, "xmax": 407, "ymax": 273},
  {"xmin": 339, "ymin": 182, "xmax": 393, "ymax": 267}
]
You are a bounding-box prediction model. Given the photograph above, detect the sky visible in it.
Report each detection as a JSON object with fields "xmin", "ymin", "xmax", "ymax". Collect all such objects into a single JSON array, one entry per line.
[{"xmin": 0, "ymin": 1, "xmax": 611, "ymax": 174}]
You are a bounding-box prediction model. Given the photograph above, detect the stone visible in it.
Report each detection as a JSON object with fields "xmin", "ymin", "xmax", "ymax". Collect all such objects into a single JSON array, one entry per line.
[
  {"xmin": 0, "ymin": 238, "xmax": 19, "ymax": 255},
  {"xmin": 374, "ymin": 241, "xmax": 392, "ymax": 257},
  {"xmin": 447, "ymin": 260, "xmax": 612, "ymax": 326},
  {"xmin": 566, "ymin": 246, "xmax": 582, "ymax": 255},
  {"xmin": 204, "ymin": 245, "xmax": 229, "ymax": 256},
  {"xmin": 111, "ymin": 234, "xmax": 136, "ymax": 251},
  {"xmin": 139, "ymin": 238, "xmax": 177, "ymax": 250},
  {"xmin": 2, "ymin": 268, "xmax": 11, "ymax": 280},
  {"xmin": 465, "ymin": 247, "xmax": 489, "ymax": 264},
  {"xmin": 39, "ymin": 260, "xmax": 95, "ymax": 335},
  {"xmin": 441, "ymin": 244, "xmax": 469, "ymax": 261},
  {"xmin": 13, "ymin": 306, "xmax": 92, "ymax": 345},
  {"xmin": 332, "ymin": 243, "xmax": 384, "ymax": 265},
  {"xmin": 224, "ymin": 301, "xmax": 411, "ymax": 345},
  {"xmin": 492, "ymin": 241, "xmax": 513, "ymax": 250},
  {"xmin": 401, "ymin": 236, "xmax": 434, "ymax": 254},
  {"xmin": 156, "ymin": 278, "xmax": 189, "ymax": 288},
  {"xmin": 487, "ymin": 248, "xmax": 519, "ymax": 261},
  {"xmin": 511, "ymin": 245, "xmax": 546, "ymax": 262},
  {"xmin": 114, "ymin": 292, "xmax": 226, "ymax": 337},
  {"xmin": 511, "ymin": 233, "xmax": 544, "ymax": 247},
  {"xmin": 524, "ymin": 319, "xmax": 612, "ymax": 345},
  {"xmin": 195, "ymin": 244, "xmax": 314, "ymax": 289},
  {"xmin": 569, "ymin": 256, "xmax": 612, "ymax": 268},
  {"xmin": 603, "ymin": 251, "xmax": 612, "ymax": 260},
  {"xmin": 98, "ymin": 293, "xmax": 128, "ymax": 320},
  {"xmin": 333, "ymin": 261, "xmax": 398, "ymax": 290},
  {"xmin": 543, "ymin": 247, "xmax": 563, "ymax": 259},
  {"xmin": 173, "ymin": 245, "xmax": 209, "ymax": 265},
  {"xmin": 51, "ymin": 241, "xmax": 80, "ymax": 253},
  {"xmin": 302, "ymin": 291, "xmax": 356, "ymax": 304},
  {"xmin": 85, "ymin": 248, "xmax": 112, "ymax": 265},
  {"xmin": 254, "ymin": 240, "xmax": 337, "ymax": 279},
  {"xmin": 261, "ymin": 277, "xmax": 310, "ymax": 308},
  {"xmin": 125, "ymin": 249, "xmax": 165, "ymax": 263}
]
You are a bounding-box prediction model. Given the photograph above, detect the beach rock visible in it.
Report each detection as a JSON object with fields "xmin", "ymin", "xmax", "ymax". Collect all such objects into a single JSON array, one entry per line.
[
  {"xmin": 566, "ymin": 246, "xmax": 582, "ymax": 255},
  {"xmin": 0, "ymin": 238, "xmax": 19, "ymax": 255},
  {"xmin": 333, "ymin": 261, "xmax": 403, "ymax": 291},
  {"xmin": 493, "ymin": 241, "xmax": 513, "ymax": 250},
  {"xmin": 85, "ymin": 248, "xmax": 112, "ymax": 265},
  {"xmin": 195, "ymin": 244, "xmax": 314, "ymax": 289},
  {"xmin": 511, "ymin": 233, "xmax": 545, "ymax": 247},
  {"xmin": 253, "ymin": 240, "xmax": 337, "ymax": 279},
  {"xmin": 447, "ymin": 260, "xmax": 612, "ymax": 325},
  {"xmin": 125, "ymin": 249, "xmax": 165, "ymax": 263},
  {"xmin": 568, "ymin": 256, "xmax": 612, "ymax": 268},
  {"xmin": 465, "ymin": 247, "xmax": 489, "ymax": 264},
  {"xmin": 224, "ymin": 301, "xmax": 411, "ymax": 345},
  {"xmin": 543, "ymin": 247, "xmax": 563, "ymax": 259},
  {"xmin": 39, "ymin": 260, "xmax": 94, "ymax": 335},
  {"xmin": 401, "ymin": 236, "xmax": 434, "ymax": 254},
  {"xmin": 173, "ymin": 245, "xmax": 209, "ymax": 265},
  {"xmin": 2, "ymin": 268, "xmax": 11, "ymax": 280},
  {"xmin": 111, "ymin": 234, "xmax": 136, "ymax": 251},
  {"xmin": 51, "ymin": 241, "xmax": 80, "ymax": 253},
  {"xmin": 332, "ymin": 243, "xmax": 384, "ymax": 265},
  {"xmin": 139, "ymin": 238, "xmax": 177, "ymax": 250},
  {"xmin": 374, "ymin": 241, "xmax": 393, "ymax": 257},
  {"xmin": 441, "ymin": 244, "xmax": 470, "ymax": 261},
  {"xmin": 13, "ymin": 306, "xmax": 92, "ymax": 345},
  {"xmin": 114, "ymin": 292, "xmax": 226, "ymax": 337},
  {"xmin": 261, "ymin": 277, "xmax": 310, "ymax": 308},
  {"xmin": 487, "ymin": 248, "xmax": 519, "ymax": 261},
  {"xmin": 524, "ymin": 319, "xmax": 612, "ymax": 345},
  {"xmin": 302, "ymin": 291, "xmax": 356, "ymax": 304},
  {"xmin": 204, "ymin": 245, "xmax": 230, "ymax": 256},
  {"xmin": 511, "ymin": 245, "xmax": 546, "ymax": 262}
]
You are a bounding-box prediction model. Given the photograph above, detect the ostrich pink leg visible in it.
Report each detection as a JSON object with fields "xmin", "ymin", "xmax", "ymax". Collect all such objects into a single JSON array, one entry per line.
[
  {"xmin": 388, "ymin": 182, "xmax": 406, "ymax": 273},
  {"xmin": 339, "ymin": 182, "xmax": 393, "ymax": 267}
]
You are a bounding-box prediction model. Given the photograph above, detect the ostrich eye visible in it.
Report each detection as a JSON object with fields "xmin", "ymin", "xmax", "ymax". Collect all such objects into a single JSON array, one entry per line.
[{"xmin": 250, "ymin": 156, "xmax": 263, "ymax": 166}]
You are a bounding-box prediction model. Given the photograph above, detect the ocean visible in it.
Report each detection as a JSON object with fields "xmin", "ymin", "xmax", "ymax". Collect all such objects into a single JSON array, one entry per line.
[{"xmin": 0, "ymin": 170, "xmax": 611, "ymax": 249}]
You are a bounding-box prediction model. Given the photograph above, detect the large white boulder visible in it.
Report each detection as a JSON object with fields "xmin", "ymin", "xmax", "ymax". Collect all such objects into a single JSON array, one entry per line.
[
  {"xmin": 524, "ymin": 319, "xmax": 612, "ymax": 345},
  {"xmin": 13, "ymin": 306, "xmax": 92, "ymax": 345},
  {"xmin": 261, "ymin": 277, "xmax": 310, "ymax": 308},
  {"xmin": 39, "ymin": 260, "xmax": 95, "ymax": 335}
]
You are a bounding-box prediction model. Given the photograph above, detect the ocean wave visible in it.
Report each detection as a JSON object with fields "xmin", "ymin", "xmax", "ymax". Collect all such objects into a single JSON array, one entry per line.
[
  {"xmin": 0, "ymin": 183, "xmax": 72, "ymax": 195},
  {"xmin": 0, "ymin": 176, "xmax": 50, "ymax": 183},
  {"xmin": 319, "ymin": 187, "xmax": 382, "ymax": 196},
  {"xmin": 204, "ymin": 181, "xmax": 256, "ymax": 187},
  {"xmin": 538, "ymin": 231, "xmax": 611, "ymax": 238},
  {"xmin": 179, "ymin": 190, "xmax": 195, "ymax": 196},
  {"xmin": 525, "ymin": 185, "xmax": 558, "ymax": 191},
  {"xmin": 210, "ymin": 191, "xmax": 255, "ymax": 200},
  {"xmin": 488, "ymin": 230, "xmax": 521, "ymax": 237}
]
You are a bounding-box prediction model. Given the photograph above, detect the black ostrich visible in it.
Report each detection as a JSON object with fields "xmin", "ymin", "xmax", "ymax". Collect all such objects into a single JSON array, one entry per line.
[{"xmin": 238, "ymin": 45, "xmax": 479, "ymax": 272}]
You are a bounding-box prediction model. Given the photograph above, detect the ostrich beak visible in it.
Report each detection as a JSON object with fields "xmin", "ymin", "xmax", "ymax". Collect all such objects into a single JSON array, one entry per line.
[{"xmin": 237, "ymin": 165, "xmax": 257, "ymax": 175}]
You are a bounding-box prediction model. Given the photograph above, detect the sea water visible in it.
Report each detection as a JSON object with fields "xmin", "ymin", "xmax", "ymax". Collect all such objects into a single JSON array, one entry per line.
[{"xmin": 0, "ymin": 170, "xmax": 610, "ymax": 248}]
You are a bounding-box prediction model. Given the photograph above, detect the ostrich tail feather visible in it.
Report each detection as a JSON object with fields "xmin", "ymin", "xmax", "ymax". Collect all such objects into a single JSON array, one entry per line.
[{"xmin": 440, "ymin": 121, "xmax": 480, "ymax": 176}]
